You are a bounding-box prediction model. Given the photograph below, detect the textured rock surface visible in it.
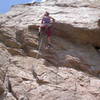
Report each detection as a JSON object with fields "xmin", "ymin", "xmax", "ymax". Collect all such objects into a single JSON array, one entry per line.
[
  {"xmin": 0, "ymin": 0, "xmax": 100, "ymax": 100},
  {"xmin": 0, "ymin": 26, "xmax": 38, "ymax": 56},
  {"xmin": 0, "ymin": 56, "xmax": 99, "ymax": 100},
  {"xmin": 0, "ymin": 34, "xmax": 100, "ymax": 99},
  {"xmin": 0, "ymin": 0, "xmax": 100, "ymax": 46},
  {"xmin": 0, "ymin": 43, "xmax": 11, "ymax": 95}
]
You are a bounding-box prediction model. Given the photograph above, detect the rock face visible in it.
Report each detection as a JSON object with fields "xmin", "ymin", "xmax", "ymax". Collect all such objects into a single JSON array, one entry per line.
[
  {"xmin": 0, "ymin": 43, "xmax": 11, "ymax": 95},
  {"xmin": 0, "ymin": 0, "xmax": 100, "ymax": 100},
  {"xmin": 0, "ymin": 26, "xmax": 38, "ymax": 56},
  {"xmin": 0, "ymin": 0, "xmax": 100, "ymax": 46},
  {"xmin": 0, "ymin": 55, "xmax": 99, "ymax": 100}
]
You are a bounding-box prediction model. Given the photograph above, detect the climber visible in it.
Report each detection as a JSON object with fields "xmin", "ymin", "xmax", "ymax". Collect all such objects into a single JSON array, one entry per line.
[{"xmin": 39, "ymin": 11, "xmax": 55, "ymax": 48}]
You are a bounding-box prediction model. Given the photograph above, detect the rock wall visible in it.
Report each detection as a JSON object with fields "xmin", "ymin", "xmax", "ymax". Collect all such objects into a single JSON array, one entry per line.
[
  {"xmin": 0, "ymin": 0, "xmax": 100, "ymax": 46},
  {"xmin": 0, "ymin": 43, "xmax": 11, "ymax": 95},
  {"xmin": 0, "ymin": 0, "xmax": 100, "ymax": 99}
]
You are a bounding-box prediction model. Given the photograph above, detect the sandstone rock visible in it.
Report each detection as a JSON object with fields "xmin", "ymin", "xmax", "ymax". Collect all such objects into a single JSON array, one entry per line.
[
  {"xmin": 0, "ymin": 82, "xmax": 4, "ymax": 96},
  {"xmin": 44, "ymin": 0, "xmax": 100, "ymax": 46},
  {"xmin": 27, "ymin": 49, "xmax": 41, "ymax": 58},
  {"xmin": 0, "ymin": 43, "xmax": 11, "ymax": 95},
  {"xmin": 0, "ymin": 0, "xmax": 100, "ymax": 46},
  {"xmin": 4, "ymin": 56, "xmax": 100, "ymax": 100},
  {"xmin": 0, "ymin": 30, "xmax": 100, "ymax": 99},
  {"xmin": 4, "ymin": 93, "xmax": 16, "ymax": 100},
  {"xmin": 90, "ymin": 78, "xmax": 100, "ymax": 88},
  {"xmin": 64, "ymin": 55, "xmax": 93, "ymax": 74},
  {"xmin": 0, "ymin": 27, "xmax": 21, "ymax": 48},
  {"xmin": 7, "ymin": 48, "xmax": 24, "ymax": 55},
  {"xmin": 0, "ymin": 0, "xmax": 100, "ymax": 99},
  {"xmin": 0, "ymin": 26, "xmax": 39, "ymax": 56}
]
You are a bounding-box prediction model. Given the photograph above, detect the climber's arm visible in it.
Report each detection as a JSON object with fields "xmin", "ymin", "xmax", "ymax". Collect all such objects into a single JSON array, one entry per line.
[
  {"xmin": 41, "ymin": 16, "xmax": 44, "ymax": 24},
  {"xmin": 50, "ymin": 16, "xmax": 55, "ymax": 23}
]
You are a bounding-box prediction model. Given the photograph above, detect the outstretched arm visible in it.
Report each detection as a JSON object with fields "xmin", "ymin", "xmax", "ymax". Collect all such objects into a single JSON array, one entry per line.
[{"xmin": 50, "ymin": 16, "xmax": 55, "ymax": 23}]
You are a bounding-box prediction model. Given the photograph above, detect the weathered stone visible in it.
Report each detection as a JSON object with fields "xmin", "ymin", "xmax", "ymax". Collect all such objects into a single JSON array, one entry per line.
[
  {"xmin": 0, "ymin": 0, "xmax": 100, "ymax": 46},
  {"xmin": 0, "ymin": 27, "xmax": 21, "ymax": 48},
  {"xmin": 4, "ymin": 93, "xmax": 16, "ymax": 100},
  {"xmin": 0, "ymin": 81, "xmax": 4, "ymax": 95},
  {"xmin": 7, "ymin": 48, "xmax": 24, "ymax": 55},
  {"xmin": 0, "ymin": 0, "xmax": 100, "ymax": 100},
  {"xmin": 64, "ymin": 55, "xmax": 93, "ymax": 74},
  {"xmin": 0, "ymin": 43, "xmax": 11, "ymax": 95},
  {"xmin": 5, "ymin": 56, "xmax": 100, "ymax": 100}
]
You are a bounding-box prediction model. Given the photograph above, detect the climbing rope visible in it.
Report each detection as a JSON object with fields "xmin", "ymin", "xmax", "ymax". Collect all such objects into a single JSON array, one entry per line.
[
  {"xmin": 32, "ymin": 28, "xmax": 45, "ymax": 81},
  {"xmin": 36, "ymin": 32, "xmax": 44, "ymax": 59},
  {"xmin": 30, "ymin": 25, "xmax": 61, "ymax": 91},
  {"xmin": 36, "ymin": 28, "xmax": 61, "ymax": 88}
]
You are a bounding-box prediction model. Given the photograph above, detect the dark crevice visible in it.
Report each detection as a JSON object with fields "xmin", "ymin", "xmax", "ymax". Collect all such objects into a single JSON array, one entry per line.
[
  {"xmin": 5, "ymin": 76, "xmax": 18, "ymax": 100},
  {"xmin": 94, "ymin": 46, "xmax": 100, "ymax": 53},
  {"xmin": 98, "ymin": 19, "xmax": 100, "ymax": 27},
  {"xmin": 94, "ymin": 46, "xmax": 100, "ymax": 50}
]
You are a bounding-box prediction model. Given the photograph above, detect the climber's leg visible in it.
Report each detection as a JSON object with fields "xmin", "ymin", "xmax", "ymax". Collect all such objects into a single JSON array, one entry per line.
[{"xmin": 46, "ymin": 26, "xmax": 52, "ymax": 45}]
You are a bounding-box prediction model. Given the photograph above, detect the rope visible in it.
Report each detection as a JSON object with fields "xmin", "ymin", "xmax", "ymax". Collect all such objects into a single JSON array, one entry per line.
[
  {"xmin": 36, "ymin": 28, "xmax": 60, "ymax": 88},
  {"xmin": 31, "ymin": 25, "xmax": 61, "ymax": 90},
  {"xmin": 36, "ymin": 34, "xmax": 44, "ymax": 59},
  {"xmin": 32, "ymin": 29, "xmax": 44, "ymax": 79}
]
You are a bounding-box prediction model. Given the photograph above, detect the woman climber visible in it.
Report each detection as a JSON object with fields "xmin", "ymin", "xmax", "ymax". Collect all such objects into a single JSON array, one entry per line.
[{"xmin": 39, "ymin": 11, "xmax": 55, "ymax": 48}]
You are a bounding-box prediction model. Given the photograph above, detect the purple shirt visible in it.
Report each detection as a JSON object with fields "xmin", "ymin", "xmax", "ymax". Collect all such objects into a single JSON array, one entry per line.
[{"xmin": 42, "ymin": 16, "xmax": 51, "ymax": 24}]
